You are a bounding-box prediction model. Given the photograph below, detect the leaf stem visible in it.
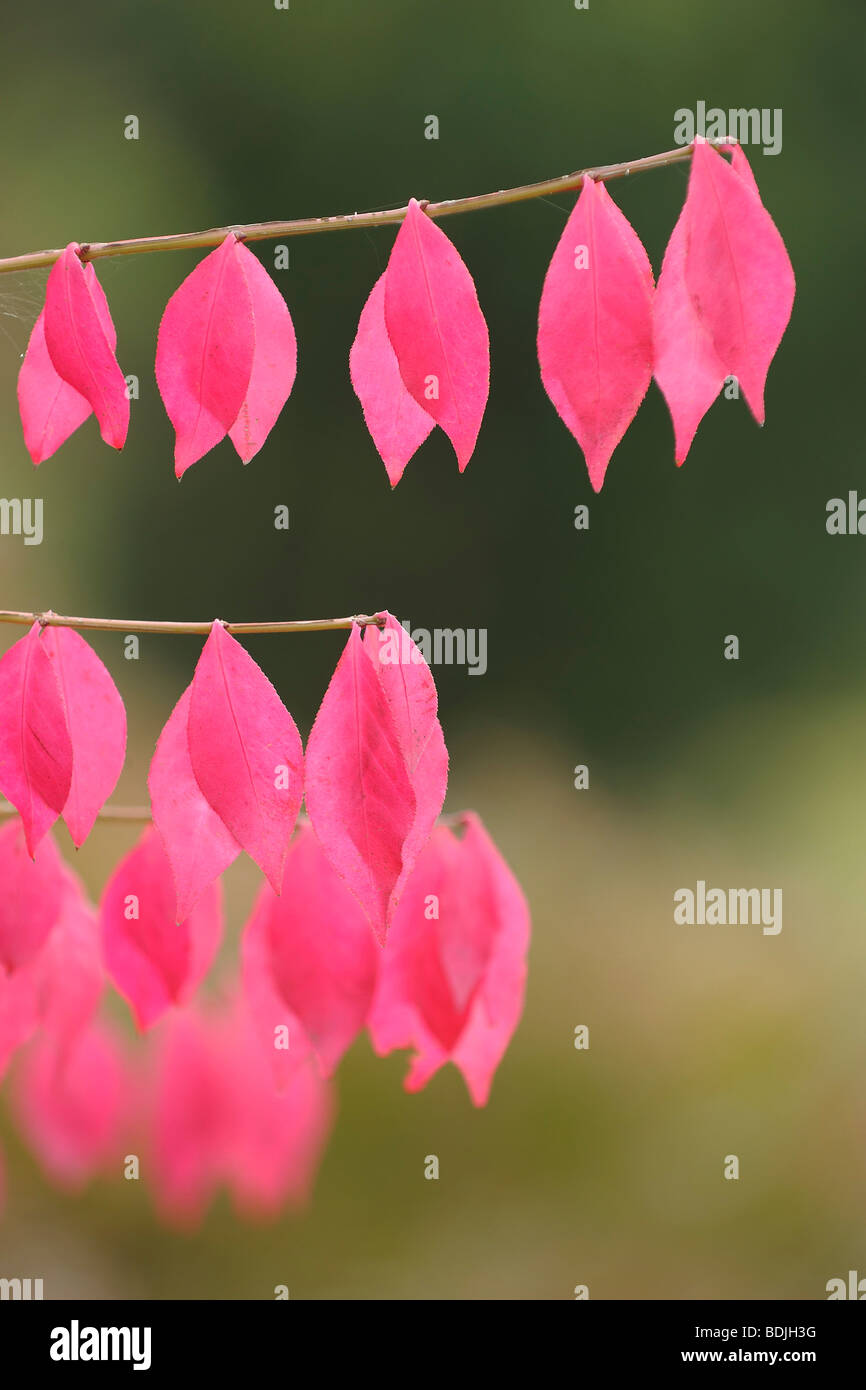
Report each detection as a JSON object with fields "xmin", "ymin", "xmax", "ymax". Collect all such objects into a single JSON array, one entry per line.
[
  {"xmin": 0, "ymin": 609, "xmax": 382, "ymax": 636},
  {"xmin": 0, "ymin": 143, "xmax": 711, "ymax": 276}
]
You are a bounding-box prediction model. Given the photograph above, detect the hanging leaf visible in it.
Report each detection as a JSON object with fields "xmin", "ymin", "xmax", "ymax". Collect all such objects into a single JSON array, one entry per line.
[
  {"xmin": 18, "ymin": 314, "xmax": 92, "ymax": 465},
  {"xmin": 227, "ymin": 244, "xmax": 297, "ymax": 463},
  {"xmin": 186, "ymin": 623, "xmax": 303, "ymax": 894},
  {"xmin": 0, "ymin": 957, "xmax": 40, "ymax": 1078},
  {"xmin": 156, "ymin": 234, "xmax": 255, "ymax": 477},
  {"xmin": 149, "ymin": 683, "xmax": 240, "ymax": 923},
  {"xmin": 41, "ymin": 625, "xmax": 126, "ymax": 847},
  {"xmin": 362, "ymin": 613, "xmax": 448, "ymax": 919},
  {"xmin": 383, "ymin": 199, "xmax": 489, "ymax": 470},
  {"xmin": 0, "ymin": 623, "xmax": 73, "ymax": 856},
  {"xmin": 538, "ymin": 176, "xmax": 654, "ymax": 492},
  {"xmin": 0, "ymin": 820, "xmax": 66, "ymax": 973},
  {"xmin": 681, "ymin": 138, "xmax": 795, "ymax": 424},
  {"xmin": 35, "ymin": 865, "xmax": 103, "ymax": 1049},
  {"xmin": 99, "ymin": 826, "xmax": 223, "ymax": 1030},
  {"xmin": 242, "ymin": 823, "xmax": 379, "ymax": 1079},
  {"xmin": 369, "ymin": 814, "xmax": 530, "ymax": 1106},
  {"xmin": 350, "ymin": 272, "xmax": 434, "ymax": 485},
  {"xmin": 305, "ymin": 624, "xmax": 416, "ymax": 943},
  {"xmin": 42, "ymin": 244, "xmax": 129, "ymax": 450},
  {"xmin": 11, "ymin": 1020, "xmax": 128, "ymax": 1189}
]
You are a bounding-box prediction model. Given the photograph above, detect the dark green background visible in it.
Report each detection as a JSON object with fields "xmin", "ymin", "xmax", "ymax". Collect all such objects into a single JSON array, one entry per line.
[{"xmin": 0, "ymin": 0, "xmax": 863, "ymax": 1299}]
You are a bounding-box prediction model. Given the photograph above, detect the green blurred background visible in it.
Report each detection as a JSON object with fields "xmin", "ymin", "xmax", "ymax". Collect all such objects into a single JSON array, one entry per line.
[{"xmin": 1, "ymin": 0, "xmax": 864, "ymax": 1299}]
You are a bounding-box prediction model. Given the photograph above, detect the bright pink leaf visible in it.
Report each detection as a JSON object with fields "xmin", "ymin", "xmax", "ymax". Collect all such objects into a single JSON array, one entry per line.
[
  {"xmin": 362, "ymin": 614, "xmax": 448, "ymax": 919},
  {"xmin": 42, "ymin": 244, "xmax": 129, "ymax": 450},
  {"xmin": 228, "ymin": 244, "xmax": 297, "ymax": 463},
  {"xmin": 155, "ymin": 234, "xmax": 255, "ymax": 477},
  {"xmin": 653, "ymin": 199, "xmax": 727, "ymax": 465},
  {"xmin": 305, "ymin": 624, "xmax": 416, "ymax": 944},
  {"xmin": 187, "ymin": 623, "xmax": 303, "ymax": 894},
  {"xmin": 350, "ymin": 272, "xmax": 434, "ymax": 485},
  {"xmin": 36, "ymin": 865, "xmax": 103, "ymax": 1048},
  {"xmin": 148, "ymin": 1009, "xmax": 232, "ymax": 1226},
  {"xmin": 681, "ymin": 139, "xmax": 795, "ymax": 423},
  {"xmin": 0, "ymin": 957, "xmax": 39, "ymax": 1077},
  {"xmin": 383, "ymin": 199, "xmax": 489, "ymax": 470},
  {"xmin": 242, "ymin": 823, "xmax": 379, "ymax": 1078},
  {"xmin": 369, "ymin": 814, "xmax": 530, "ymax": 1106},
  {"xmin": 225, "ymin": 1008, "xmax": 334, "ymax": 1219},
  {"xmin": 17, "ymin": 313, "xmax": 92, "ymax": 465},
  {"xmin": 11, "ymin": 1021, "xmax": 128, "ymax": 1189},
  {"xmin": 99, "ymin": 826, "xmax": 223, "ymax": 1030},
  {"xmin": 0, "ymin": 624, "xmax": 73, "ymax": 855},
  {"xmin": 41, "ymin": 625, "xmax": 126, "ymax": 847},
  {"xmin": 0, "ymin": 820, "xmax": 66, "ymax": 973},
  {"xmin": 149, "ymin": 683, "xmax": 240, "ymax": 922},
  {"xmin": 538, "ymin": 176, "xmax": 654, "ymax": 492}
]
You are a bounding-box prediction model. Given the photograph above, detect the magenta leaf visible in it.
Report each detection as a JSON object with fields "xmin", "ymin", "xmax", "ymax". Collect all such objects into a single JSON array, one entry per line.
[
  {"xmin": 362, "ymin": 613, "xmax": 448, "ymax": 920},
  {"xmin": 11, "ymin": 1020, "xmax": 128, "ymax": 1189},
  {"xmin": 350, "ymin": 272, "xmax": 435, "ymax": 485},
  {"xmin": 681, "ymin": 139, "xmax": 795, "ymax": 424},
  {"xmin": 99, "ymin": 826, "xmax": 223, "ymax": 1030},
  {"xmin": 0, "ymin": 819, "xmax": 67, "ymax": 973},
  {"xmin": 17, "ymin": 313, "xmax": 92, "ymax": 465},
  {"xmin": 42, "ymin": 244, "xmax": 129, "ymax": 450},
  {"xmin": 41, "ymin": 625, "xmax": 127, "ymax": 847},
  {"xmin": 0, "ymin": 623, "xmax": 73, "ymax": 855},
  {"xmin": 538, "ymin": 176, "xmax": 654, "ymax": 492},
  {"xmin": 155, "ymin": 234, "xmax": 255, "ymax": 477},
  {"xmin": 369, "ymin": 814, "xmax": 530, "ymax": 1106},
  {"xmin": 383, "ymin": 199, "xmax": 489, "ymax": 470},
  {"xmin": 149, "ymin": 683, "xmax": 241, "ymax": 922},
  {"xmin": 228, "ymin": 243, "xmax": 297, "ymax": 463},
  {"xmin": 305, "ymin": 624, "xmax": 417, "ymax": 944},
  {"xmin": 36, "ymin": 865, "xmax": 104, "ymax": 1048},
  {"xmin": 242, "ymin": 823, "xmax": 379, "ymax": 1078},
  {"xmin": 187, "ymin": 622, "xmax": 303, "ymax": 893}
]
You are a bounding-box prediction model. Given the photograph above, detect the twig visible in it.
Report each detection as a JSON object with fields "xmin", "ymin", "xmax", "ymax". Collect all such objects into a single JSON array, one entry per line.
[
  {"xmin": 0, "ymin": 143, "xmax": 712, "ymax": 275},
  {"xmin": 0, "ymin": 609, "xmax": 382, "ymax": 636}
]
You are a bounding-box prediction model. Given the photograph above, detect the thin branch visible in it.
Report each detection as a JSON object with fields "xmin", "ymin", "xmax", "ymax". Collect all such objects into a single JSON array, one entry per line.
[
  {"xmin": 0, "ymin": 609, "xmax": 382, "ymax": 636},
  {"xmin": 0, "ymin": 142, "xmax": 711, "ymax": 276}
]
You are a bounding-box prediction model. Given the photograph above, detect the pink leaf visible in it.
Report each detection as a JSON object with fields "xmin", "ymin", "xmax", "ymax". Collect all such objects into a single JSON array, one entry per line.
[
  {"xmin": 228, "ymin": 244, "xmax": 297, "ymax": 463},
  {"xmin": 42, "ymin": 244, "xmax": 129, "ymax": 449},
  {"xmin": 362, "ymin": 614, "xmax": 448, "ymax": 919},
  {"xmin": 36, "ymin": 866, "xmax": 103, "ymax": 1048},
  {"xmin": 149, "ymin": 1009, "xmax": 232, "ymax": 1226},
  {"xmin": 11, "ymin": 1021, "xmax": 128, "ymax": 1189},
  {"xmin": 537, "ymin": 176, "xmax": 654, "ymax": 492},
  {"xmin": 41, "ymin": 625, "xmax": 126, "ymax": 847},
  {"xmin": 187, "ymin": 623, "xmax": 303, "ymax": 894},
  {"xmin": 681, "ymin": 139, "xmax": 795, "ymax": 423},
  {"xmin": 653, "ymin": 199, "xmax": 728, "ymax": 465},
  {"xmin": 305, "ymin": 624, "xmax": 417, "ymax": 944},
  {"xmin": 149, "ymin": 683, "xmax": 240, "ymax": 922},
  {"xmin": 0, "ymin": 820, "xmax": 66, "ymax": 973},
  {"xmin": 383, "ymin": 199, "xmax": 489, "ymax": 470},
  {"xmin": 350, "ymin": 272, "xmax": 434, "ymax": 485},
  {"xmin": 99, "ymin": 826, "xmax": 223, "ymax": 1030},
  {"xmin": 225, "ymin": 1009, "xmax": 334, "ymax": 1219},
  {"xmin": 0, "ymin": 957, "xmax": 40, "ymax": 1078},
  {"xmin": 242, "ymin": 823, "xmax": 379, "ymax": 1078},
  {"xmin": 369, "ymin": 814, "xmax": 530, "ymax": 1106},
  {"xmin": 0, "ymin": 623, "xmax": 73, "ymax": 855},
  {"xmin": 17, "ymin": 313, "xmax": 91, "ymax": 465},
  {"xmin": 155, "ymin": 234, "xmax": 255, "ymax": 477}
]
